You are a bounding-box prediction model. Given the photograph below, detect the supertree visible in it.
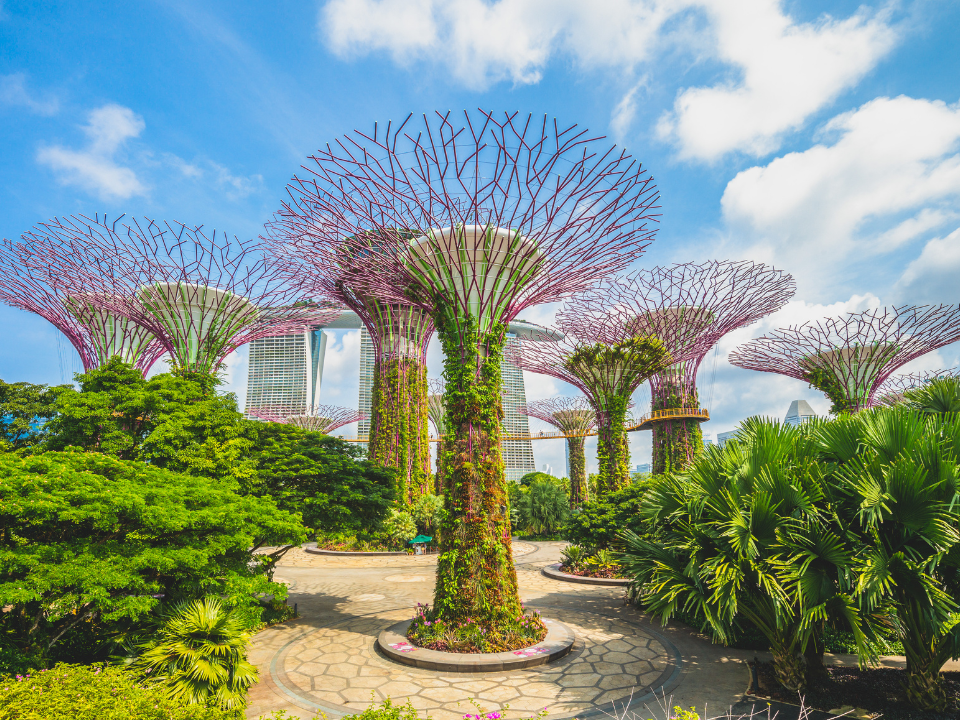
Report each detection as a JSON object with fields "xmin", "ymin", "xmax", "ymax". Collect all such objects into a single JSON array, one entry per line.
[
  {"xmin": 558, "ymin": 261, "xmax": 795, "ymax": 474},
  {"xmin": 266, "ymin": 225, "xmax": 435, "ymax": 507},
  {"xmin": 0, "ymin": 238, "xmax": 166, "ymax": 374},
  {"xmin": 509, "ymin": 333, "xmax": 670, "ymax": 494},
  {"xmin": 247, "ymin": 404, "xmax": 366, "ymax": 433},
  {"xmin": 270, "ymin": 110, "xmax": 660, "ymax": 630},
  {"xmin": 518, "ymin": 396, "xmax": 596, "ymax": 506},
  {"xmin": 19, "ymin": 215, "xmax": 339, "ymax": 377},
  {"xmin": 729, "ymin": 305, "xmax": 960, "ymax": 413},
  {"xmin": 874, "ymin": 368, "xmax": 957, "ymax": 407},
  {"xmin": 427, "ymin": 378, "xmax": 446, "ymax": 494}
]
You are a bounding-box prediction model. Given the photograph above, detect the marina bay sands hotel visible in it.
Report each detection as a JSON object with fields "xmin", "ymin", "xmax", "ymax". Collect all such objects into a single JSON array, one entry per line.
[{"xmin": 244, "ymin": 311, "xmax": 558, "ymax": 482}]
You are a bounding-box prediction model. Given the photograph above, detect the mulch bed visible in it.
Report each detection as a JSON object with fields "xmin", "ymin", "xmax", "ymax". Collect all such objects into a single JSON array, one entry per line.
[
  {"xmin": 558, "ymin": 564, "xmax": 628, "ymax": 580},
  {"xmin": 749, "ymin": 660, "xmax": 960, "ymax": 720}
]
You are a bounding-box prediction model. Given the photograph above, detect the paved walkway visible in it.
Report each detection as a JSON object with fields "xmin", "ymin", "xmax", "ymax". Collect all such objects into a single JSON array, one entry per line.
[{"xmin": 247, "ymin": 542, "xmax": 760, "ymax": 720}]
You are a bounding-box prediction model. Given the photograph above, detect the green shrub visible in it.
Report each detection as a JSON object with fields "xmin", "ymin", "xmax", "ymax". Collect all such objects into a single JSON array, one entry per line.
[
  {"xmin": 382, "ymin": 509, "xmax": 417, "ymax": 547},
  {"xmin": 0, "ymin": 663, "xmax": 239, "ymax": 720},
  {"xmin": 410, "ymin": 494, "xmax": 444, "ymax": 534},
  {"xmin": 515, "ymin": 478, "xmax": 568, "ymax": 536},
  {"xmin": 562, "ymin": 480, "xmax": 652, "ymax": 549},
  {"xmin": 339, "ymin": 698, "xmax": 425, "ymax": 720}
]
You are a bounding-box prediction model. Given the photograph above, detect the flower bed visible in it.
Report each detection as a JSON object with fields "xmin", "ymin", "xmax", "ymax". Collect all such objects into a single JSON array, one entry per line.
[
  {"xmin": 406, "ymin": 603, "xmax": 547, "ymax": 653},
  {"xmin": 558, "ymin": 563, "xmax": 628, "ymax": 580},
  {"xmin": 750, "ymin": 660, "xmax": 960, "ymax": 720}
]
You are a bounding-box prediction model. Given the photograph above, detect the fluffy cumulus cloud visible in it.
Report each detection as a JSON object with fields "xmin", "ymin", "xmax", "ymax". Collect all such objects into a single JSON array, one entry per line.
[
  {"xmin": 37, "ymin": 104, "xmax": 146, "ymax": 200},
  {"xmin": 658, "ymin": 1, "xmax": 896, "ymax": 160},
  {"xmin": 895, "ymin": 227, "xmax": 960, "ymax": 303},
  {"xmin": 721, "ymin": 95, "xmax": 960, "ymax": 293},
  {"xmin": 321, "ymin": 0, "xmax": 896, "ymax": 157}
]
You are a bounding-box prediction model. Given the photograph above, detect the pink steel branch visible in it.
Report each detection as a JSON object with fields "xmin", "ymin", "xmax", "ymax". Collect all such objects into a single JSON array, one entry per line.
[
  {"xmin": 558, "ymin": 261, "xmax": 795, "ymax": 406},
  {"xmin": 875, "ymin": 368, "xmax": 957, "ymax": 406},
  {"xmin": 21, "ymin": 214, "xmax": 341, "ymax": 373},
  {"xmin": 729, "ymin": 304, "xmax": 960, "ymax": 411},
  {"xmin": 247, "ymin": 404, "xmax": 366, "ymax": 434},
  {"xmin": 266, "ymin": 110, "xmax": 660, "ymax": 339},
  {"xmin": 518, "ymin": 396, "xmax": 597, "ymax": 436}
]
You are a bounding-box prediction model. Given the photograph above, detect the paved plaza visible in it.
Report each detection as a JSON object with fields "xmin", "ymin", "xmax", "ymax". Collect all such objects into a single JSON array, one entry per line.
[{"xmin": 247, "ymin": 542, "xmax": 761, "ymax": 720}]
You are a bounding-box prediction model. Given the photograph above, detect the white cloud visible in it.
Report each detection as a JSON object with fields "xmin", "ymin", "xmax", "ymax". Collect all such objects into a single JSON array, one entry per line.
[
  {"xmin": 212, "ymin": 163, "xmax": 264, "ymax": 201},
  {"xmin": 37, "ymin": 103, "xmax": 146, "ymax": 200},
  {"xmin": 0, "ymin": 73, "xmax": 58, "ymax": 115},
  {"xmin": 610, "ymin": 78, "xmax": 647, "ymax": 141},
  {"xmin": 721, "ymin": 95, "xmax": 960, "ymax": 292},
  {"xmin": 659, "ymin": 1, "xmax": 897, "ymax": 160},
  {"xmin": 895, "ymin": 227, "xmax": 960, "ymax": 303}
]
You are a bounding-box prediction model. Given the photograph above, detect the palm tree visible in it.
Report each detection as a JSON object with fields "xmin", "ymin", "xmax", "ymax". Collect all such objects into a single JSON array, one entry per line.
[
  {"xmin": 819, "ymin": 407, "xmax": 960, "ymax": 711},
  {"xmin": 518, "ymin": 478, "xmax": 569, "ymax": 536},
  {"xmin": 621, "ymin": 418, "xmax": 868, "ymax": 692},
  {"xmin": 133, "ymin": 596, "xmax": 258, "ymax": 709},
  {"xmin": 902, "ymin": 376, "xmax": 960, "ymax": 415}
]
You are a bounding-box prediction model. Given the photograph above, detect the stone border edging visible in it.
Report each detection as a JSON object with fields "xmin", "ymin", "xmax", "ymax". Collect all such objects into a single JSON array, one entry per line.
[
  {"xmin": 542, "ymin": 562, "xmax": 632, "ymax": 586},
  {"xmin": 303, "ymin": 542, "xmax": 408, "ymax": 557},
  {"xmin": 376, "ymin": 618, "xmax": 575, "ymax": 672}
]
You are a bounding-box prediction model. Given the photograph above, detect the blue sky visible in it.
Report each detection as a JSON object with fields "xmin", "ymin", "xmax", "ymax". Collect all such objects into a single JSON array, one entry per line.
[{"xmin": 2, "ymin": 0, "xmax": 960, "ymax": 473}]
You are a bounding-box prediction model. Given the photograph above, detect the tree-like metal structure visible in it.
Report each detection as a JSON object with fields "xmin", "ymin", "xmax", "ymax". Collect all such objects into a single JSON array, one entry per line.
[
  {"xmin": 874, "ymin": 368, "xmax": 957, "ymax": 407},
  {"xmin": 270, "ymin": 110, "xmax": 660, "ymax": 629},
  {"xmin": 0, "ymin": 238, "xmax": 166, "ymax": 374},
  {"xmin": 248, "ymin": 404, "xmax": 366, "ymax": 434},
  {"xmin": 20, "ymin": 215, "xmax": 338, "ymax": 376},
  {"xmin": 729, "ymin": 305, "xmax": 960, "ymax": 413},
  {"xmin": 559, "ymin": 261, "xmax": 795, "ymax": 474},
  {"xmin": 518, "ymin": 396, "xmax": 596, "ymax": 506},
  {"xmin": 510, "ymin": 334, "xmax": 670, "ymax": 493}
]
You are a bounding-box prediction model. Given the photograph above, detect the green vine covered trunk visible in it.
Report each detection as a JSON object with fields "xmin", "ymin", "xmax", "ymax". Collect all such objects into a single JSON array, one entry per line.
[
  {"xmin": 594, "ymin": 396, "xmax": 631, "ymax": 494},
  {"xmin": 651, "ymin": 380, "xmax": 702, "ymax": 475},
  {"xmin": 567, "ymin": 436, "xmax": 587, "ymax": 506},
  {"xmin": 368, "ymin": 357, "xmax": 431, "ymax": 505},
  {"xmin": 433, "ymin": 316, "xmax": 521, "ymax": 626}
]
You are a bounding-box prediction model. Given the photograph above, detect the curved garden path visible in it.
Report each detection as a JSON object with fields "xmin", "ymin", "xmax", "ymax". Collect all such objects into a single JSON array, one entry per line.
[{"xmin": 246, "ymin": 542, "xmax": 759, "ymax": 720}]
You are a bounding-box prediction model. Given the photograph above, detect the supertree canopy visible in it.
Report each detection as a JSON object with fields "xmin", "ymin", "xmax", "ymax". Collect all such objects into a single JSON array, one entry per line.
[
  {"xmin": 874, "ymin": 368, "xmax": 957, "ymax": 407},
  {"xmin": 558, "ymin": 261, "xmax": 795, "ymax": 474},
  {"xmin": 729, "ymin": 304, "xmax": 960, "ymax": 413},
  {"xmin": 518, "ymin": 396, "xmax": 596, "ymax": 506},
  {"xmin": 0, "ymin": 238, "xmax": 166, "ymax": 374},
  {"xmin": 271, "ymin": 110, "xmax": 660, "ymax": 629},
  {"xmin": 509, "ymin": 334, "xmax": 671, "ymax": 494},
  {"xmin": 247, "ymin": 404, "xmax": 366, "ymax": 434},
  {"xmin": 265, "ymin": 226, "xmax": 435, "ymax": 508},
  {"xmin": 19, "ymin": 215, "xmax": 338, "ymax": 376}
]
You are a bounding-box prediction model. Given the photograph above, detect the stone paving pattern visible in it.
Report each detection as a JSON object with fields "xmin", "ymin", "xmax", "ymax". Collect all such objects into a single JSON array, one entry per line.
[{"xmin": 247, "ymin": 541, "xmax": 761, "ymax": 720}]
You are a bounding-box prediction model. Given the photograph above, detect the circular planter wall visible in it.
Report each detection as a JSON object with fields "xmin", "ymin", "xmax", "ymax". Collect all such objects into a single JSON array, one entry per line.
[
  {"xmin": 303, "ymin": 542, "xmax": 407, "ymax": 557},
  {"xmin": 542, "ymin": 563, "xmax": 631, "ymax": 586},
  {"xmin": 377, "ymin": 618, "xmax": 575, "ymax": 672}
]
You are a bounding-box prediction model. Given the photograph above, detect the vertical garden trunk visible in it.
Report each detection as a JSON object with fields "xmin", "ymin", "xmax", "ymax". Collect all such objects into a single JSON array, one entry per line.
[
  {"xmin": 432, "ymin": 317, "xmax": 522, "ymax": 626},
  {"xmin": 651, "ymin": 380, "xmax": 702, "ymax": 476},
  {"xmin": 567, "ymin": 436, "xmax": 588, "ymax": 506},
  {"xmin": 595, "ymin": 396, "xmax": 631, "ymax": 494},
  {"xmin": 368, "ymin": 357, "xmax": 431, "ymax": 505}
]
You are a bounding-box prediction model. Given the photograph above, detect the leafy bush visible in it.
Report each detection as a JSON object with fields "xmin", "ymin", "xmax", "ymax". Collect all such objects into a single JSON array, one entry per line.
[
  {"xmin": 410, "ymin": 493, "xmax": 444, "ymax": 534},
  {"xmin": 559, "ymin": 544, "xmax": 587, "ymax": 570},
  {"xmin": 407, "ymin": 603, "xmax": 546, "ymax": 653},
  {"xmin": 129, "ymin": 597, "xmax": 257, "ymax": 710},
  {"xmin": 0, "ymin": 450, "xmax": 305, "ymax": 667},
  {"xmin": 562, "ymin": 480, "xmax": 651, "ymax": 549},
  {"xmin": 339, "ymin": 698, "xmax": 425, "ymax": 720},
  {"xmin": 0, "ymin": 663, "xmax": 239, "ymax": 720},
  {"xmin": 382, "ymin": 509, "xmax": 417, "ymax": 547},
  {"xmin": 515, "ymin": 478, "xmax": 568, "ymax": 536}
]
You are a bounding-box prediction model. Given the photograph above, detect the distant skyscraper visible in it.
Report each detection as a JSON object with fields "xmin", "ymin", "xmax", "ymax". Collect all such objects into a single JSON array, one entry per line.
[
  {"xmin": 635, "ymin": 463, "xmax": 651, "ymax": 474},
  {"xmin": 784, "ymin": 400, "xmax": 816, "ymax": 426},
  {"xmin": 502, "ymin": 332, "xmax": 536, "ymax": 483},
  {"xmin": 717, "ymin": 430, "xmax": 738, "ymax": 447},
  {"xmin": 244, "ymin": 329, "xmax": 327, "ymax": 418},
  {"xmin": 358, "ymin": 326, "xmax": 376, "ymax": 438}
]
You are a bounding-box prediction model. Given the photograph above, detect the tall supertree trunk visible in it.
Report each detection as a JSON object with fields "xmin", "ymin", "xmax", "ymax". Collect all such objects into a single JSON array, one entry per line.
[
  {"xmin": 595, "ymin": 396, "xmax": 631, "ymax": 494},
  {"xmin": 651, "ymin": 379, "xmax": 702, "ymax": 476},
  {"xmin": 432, "ymin": 315, "xmax": 521, "ymax": 626},
  {"xmin": 368, "ymin": 357, "xmax": 431, "ymax": 505},
  {"xmin": 567, "ymin": 435, "xmax": 588, "ymax": 506}
]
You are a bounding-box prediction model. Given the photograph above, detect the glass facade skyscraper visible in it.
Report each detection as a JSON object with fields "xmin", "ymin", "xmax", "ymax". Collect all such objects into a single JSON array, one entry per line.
[{"xmin": 244, "ymin": 329, "xmax": 327, "ymax": 417}]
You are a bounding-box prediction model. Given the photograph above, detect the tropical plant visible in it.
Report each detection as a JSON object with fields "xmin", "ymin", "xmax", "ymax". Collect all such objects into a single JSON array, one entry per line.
[
  {"xmin": 382, "ymin": 509, "xmax": 417, "ymax": 546},
  {"xmin": 516, "ymin": 478, "xmax": 569, "ymax": 536},
  {"xmin": 410, "ymin": 493, "xmax": 444, "ymax": 534},
  {"xmin": 586, "ymin": 549, "xmax": 618, "ymax": 571},
  {"xmin": 901, "ymin": 376, "xmax": 960, "ymax": 415},
  {"xmin": 620, "ymin": 418, "xmax": 868, "ymax": 693},
  {"xmin": 131, "ymin": 597, "xmax": 257, "ymax": 710},
  {"xmin": 559, "ymin": 544, "xmax": 587, "ymax": 570},
  {"xmin": 562, "ymin": 480, "xmax": 651, "ymax": 550},
  {"xmin": 818, "ymin": 407, "xmax": 960, "ymax": 711}
]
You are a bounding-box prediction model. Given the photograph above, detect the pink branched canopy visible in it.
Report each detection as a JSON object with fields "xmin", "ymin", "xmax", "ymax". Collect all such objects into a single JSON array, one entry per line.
[
  {"xmin": 729, "ymin": 305, "xmax": 960, "ymax": 411},
  {"xmin": 0, "ymin": 236, "xmax": 166, "ymax": 373},
  {"xmin": 248, "ymin": 404, "xmax": 366, "ymax": 434},
  {"xmin": 557, "ymin": 261, "xmax": 795, "ymax": 403},
  {"xmin": 19, "ymin": 214, "xmax": 341, "ymax": 374},
  {"xmin": 266, "ymin": 110, "xmax": 660, "ymax": 342},
  {"xmin": 518, "ymin": 396, "xmax": 597, "ymax": 435},
  {"xmin": 875, "ymin": 368, "xmax": 957, "ymax": 406}
]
